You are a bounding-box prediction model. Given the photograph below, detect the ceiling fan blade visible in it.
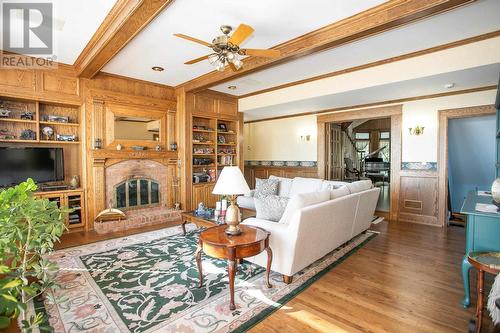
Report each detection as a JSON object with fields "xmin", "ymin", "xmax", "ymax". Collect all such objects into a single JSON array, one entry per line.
[
  {"xmin": 184, "ymin": 54, "xmax": 211, "ymax": 65},
  {"xmin": 242, "ymin": 48, "xmax": 281, "ymax": 58},
  {"xmin": 229, "ymin": 24, "xmax": 254, "ymax": 46},
  {"xmin": 173, "ymin": 33, "xmax": 212, "ymax": 47}
]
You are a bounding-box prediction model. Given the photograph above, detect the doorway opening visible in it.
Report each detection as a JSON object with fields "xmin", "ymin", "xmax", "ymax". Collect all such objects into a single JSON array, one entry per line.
[{"xmin": 325, "ymin": 118, "xmax": 391, "ymax": 212}]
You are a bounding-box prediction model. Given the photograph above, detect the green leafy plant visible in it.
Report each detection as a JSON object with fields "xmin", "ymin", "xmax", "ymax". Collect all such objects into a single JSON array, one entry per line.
[{"xmin": 0, "ymin": 179, "xmax": 70, "ymax": 332}]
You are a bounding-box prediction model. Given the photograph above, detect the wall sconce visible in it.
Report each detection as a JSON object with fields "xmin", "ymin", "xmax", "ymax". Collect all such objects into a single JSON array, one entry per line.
[
  {"xmin": 300, "ymin": 134, "xmax": 311, "ymax": 142},
  {"xmin": 409, "ymin": 126, "xmax": 425, "ymax": 136}
]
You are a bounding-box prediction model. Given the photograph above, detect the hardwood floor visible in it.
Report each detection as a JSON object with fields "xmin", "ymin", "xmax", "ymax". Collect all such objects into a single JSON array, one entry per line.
[
  {"xmin": 251, "ymin": 222, "xmax": 494, "ymax": 333},
  {"xmin": 56, "ymin": 221, "xmax": 495, "ymax": 332}
]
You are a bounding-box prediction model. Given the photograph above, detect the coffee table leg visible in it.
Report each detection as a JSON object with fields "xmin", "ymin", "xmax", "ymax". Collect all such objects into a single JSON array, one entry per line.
[
  {"xmin": 265, "ymin": 247, "xmax": 273, "ymax": 288},
  {"xmin": 195, "ymin": 241, "xmax": 203, "ymax": 288},
  {"xmin": 228, "ymin": 259, "xmax": 236, "ymax": 310}
]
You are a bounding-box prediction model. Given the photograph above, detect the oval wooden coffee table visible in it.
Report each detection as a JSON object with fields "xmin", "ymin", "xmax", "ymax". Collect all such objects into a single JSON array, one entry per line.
[{"xmin": 195, "ymin": 225, "xmax": 272, "ymax": 310}]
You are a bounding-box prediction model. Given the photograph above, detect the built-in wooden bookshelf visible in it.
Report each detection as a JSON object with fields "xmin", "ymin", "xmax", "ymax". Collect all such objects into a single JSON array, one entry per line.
[
  {"xmin": 187, "ymin": 91, "xmax": 241, "ymax": 210},
  {"xmin": 0, "ymin": 96, "xmax": 80, "ymax": 144}
]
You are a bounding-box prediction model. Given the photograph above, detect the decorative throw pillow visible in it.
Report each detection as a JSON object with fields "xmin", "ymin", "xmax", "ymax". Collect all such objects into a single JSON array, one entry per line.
[
  {"xmin": 255, "ymin": 195, "xmax": 289, "ymax": 222},
  {"xmin": 254, "ymin": 178, "xmax": 279, "ymax": 199}
]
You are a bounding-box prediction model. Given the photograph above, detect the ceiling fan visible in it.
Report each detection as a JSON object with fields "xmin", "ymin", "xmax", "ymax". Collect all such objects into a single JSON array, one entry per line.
[{"xmin": 174, "ymin": 24, "xmax": 281, "ymax": 72}]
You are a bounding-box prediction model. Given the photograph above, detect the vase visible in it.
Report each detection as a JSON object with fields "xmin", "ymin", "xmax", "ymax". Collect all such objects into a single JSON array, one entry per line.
[
  {"xmin": 491, "ymin": 178, "xmax": 500, "ymax": 203},
  {"xmin": 70, "ymin": 175, "xmax": 80, "ymax": 188}
]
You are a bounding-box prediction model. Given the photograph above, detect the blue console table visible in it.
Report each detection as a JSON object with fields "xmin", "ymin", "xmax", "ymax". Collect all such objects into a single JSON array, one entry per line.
[{"xmin": 460, "ymin": 191, "xmax": 500, "ymax": 307}]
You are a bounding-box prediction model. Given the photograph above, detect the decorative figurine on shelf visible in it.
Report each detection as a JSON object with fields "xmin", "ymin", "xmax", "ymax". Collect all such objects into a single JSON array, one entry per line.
[
  {"xmin": 45, "ymin": 115, "xmax": 69, "ymax": 123},
  {"xmin": 196, "ymin": 202, "xmax": 206, "ymax": 216},
  {"xmin": 0, "ymin": 129, "xmax": 15, "ymax": 140},
  {"xmin": 0, "ymin": 109, "xmax": 11, "ymax": 118},
  {"xmin": 116, "ymin": 143, "xmax": 122, "ymax": 151},
  {"xmin": 20, "ymin": 129, "xmax": 36, "ymax": 140},
  {"xmin": 20, "ymin": 111, "xmax": 34, "ymax": 120},
  {"xmin": 42, "ymin": 126, "xmax": 54, "ymax": 140},
  {"xmin": 170, "ymin": 142, "xmax": 178, "ymax": 151},
  {"xmin": 69, "ymin": 175, "xmax": 80, "ymax": 189},
  {"xmin": 56, "ymin": 134, "xmax": 76, "ymax": 142},
  {"xmin": 155, "ymin": 143, "xmax": 162, "ymax": 151}
]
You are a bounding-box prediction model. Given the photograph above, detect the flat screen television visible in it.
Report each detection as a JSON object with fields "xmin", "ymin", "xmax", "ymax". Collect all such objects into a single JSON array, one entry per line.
[{"xmin": 0, "ymin": 147, "xmax": 64, "ymax": 187}]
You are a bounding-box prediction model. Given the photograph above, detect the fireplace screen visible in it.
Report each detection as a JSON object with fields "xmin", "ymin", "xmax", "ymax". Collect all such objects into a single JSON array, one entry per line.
[{"xmin": 115, "ymin": 178, "xmax": 160, "ymax": 209}]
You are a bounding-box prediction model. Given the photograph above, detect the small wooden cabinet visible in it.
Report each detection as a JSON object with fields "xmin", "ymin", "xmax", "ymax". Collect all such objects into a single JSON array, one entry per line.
[
  {"xmin": 192, "ymin": 92, "xmax": 238, "ymax": 118},
  {"xmin": 36, "ymin": 189, "xmax": 86, "ymax": 230},
  {"xmin": 192, "ymin": 183, "xmax": 217, "ymax": 209}
]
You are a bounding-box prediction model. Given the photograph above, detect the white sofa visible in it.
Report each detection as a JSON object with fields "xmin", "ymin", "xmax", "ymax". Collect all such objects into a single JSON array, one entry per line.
[
  {"xmin": 241, "ymin": 178, "xmax": 380, "ymax": 283},
  {"xmin": 237, "ymin": 175, "xmax": 348, "ymax": 210}
]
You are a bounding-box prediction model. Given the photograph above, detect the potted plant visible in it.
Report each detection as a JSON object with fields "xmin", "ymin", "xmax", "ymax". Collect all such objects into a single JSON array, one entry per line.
[{"xmin": 0, "ymin": 179, "xmax": 69, "ymax": 332}]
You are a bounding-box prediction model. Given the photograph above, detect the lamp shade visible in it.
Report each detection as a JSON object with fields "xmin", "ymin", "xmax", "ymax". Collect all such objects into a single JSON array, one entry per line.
[{"xmin": 212, "ymin": 166, "xmax": 250, "ymax": 195}]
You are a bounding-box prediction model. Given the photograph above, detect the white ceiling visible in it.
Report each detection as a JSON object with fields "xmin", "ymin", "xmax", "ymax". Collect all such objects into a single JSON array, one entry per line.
[
  {"xmin": 0, "ymin": 0, "xmax": 117, "ymax": 64},
  {"xmin": 102, "ymin": 0, "xmax": 385, "ymax": 86},
  {"xmin": 242, "ymin": 63, "xmax": 500, "ymax": 121},
  {"xmin": 212, "ymin": 0, "xmax": 500, "ymax": 96}
]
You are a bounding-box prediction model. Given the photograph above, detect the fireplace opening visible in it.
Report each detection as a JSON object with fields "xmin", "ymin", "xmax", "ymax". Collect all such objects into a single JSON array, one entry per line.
[{"xmin": 114, "ymin": 178, "xmax": 160, "ymax": 209}]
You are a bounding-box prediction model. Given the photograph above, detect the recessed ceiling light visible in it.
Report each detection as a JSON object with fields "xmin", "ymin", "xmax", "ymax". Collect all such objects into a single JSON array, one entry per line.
[
  {"xmin": 444, "ymin": 83, "xmax": 455, "ymax": 89},
  {"xmin": 152, "ymin": 66, "xmax": 164, "ymax": 72},
  {"xmin": 228, "ymin": 85, "xmax": 237, "ymax": 90}
]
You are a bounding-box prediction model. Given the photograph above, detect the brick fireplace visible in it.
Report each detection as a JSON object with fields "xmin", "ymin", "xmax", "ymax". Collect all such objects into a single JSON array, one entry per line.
[{"xmin": 94, "ymin": 159, "xmax": 180, "ymax": 234}]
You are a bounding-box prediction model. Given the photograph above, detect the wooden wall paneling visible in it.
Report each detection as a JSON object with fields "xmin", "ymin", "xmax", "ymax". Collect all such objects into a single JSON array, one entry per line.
[
  {"xmin": 437, "ymin": 104, "xmax": 496, "ymax": 226},
  {"xmin": 91, "ymin": 158, "xmax": 106, "ymax": 230},
  {"xmin": 398, "ymin": 172, "xmax": 438, "ymax": 226},
  {"xmin": 0, "ymin": 69, "xmax": 36, "ymax": 94},
  {"xmin": 218, "ymin": 99, "xmax": 238, "ymax": 117},
  {"xmin": 89, "ymin": 73, "xmax": 176, "ymax": 101},
  {"xmin": 39, "ymin": 71, "xmax": 80, "ymax": 98},
  {"xmin": 245, "ymin": 166, "xmax": 319, "ymax": 188},
  {"xmin": 176, "ymin": 88, "xmax": 191, "ymax": 210},
  {"xmin": 167, "ymin": 112, "xmax": 176, "ymax": 149},
  {"xmin": 193, "ymin": 93, "xmax": 217, "ymax": 115},
  {"xmin": 390, "ymin": 114, "xmax": 402, "ymax": 223}
]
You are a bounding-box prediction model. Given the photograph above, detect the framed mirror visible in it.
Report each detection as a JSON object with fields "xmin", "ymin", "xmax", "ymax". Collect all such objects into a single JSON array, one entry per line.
[{"xmin": 105, "ymin": 103, "xmax": 167, "ymax": 150}]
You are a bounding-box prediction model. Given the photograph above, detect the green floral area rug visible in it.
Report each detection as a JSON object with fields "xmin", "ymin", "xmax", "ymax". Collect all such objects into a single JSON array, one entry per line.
[{"xmin": 35, "ymin": 225, "xmax": 376, "ymax": 333}]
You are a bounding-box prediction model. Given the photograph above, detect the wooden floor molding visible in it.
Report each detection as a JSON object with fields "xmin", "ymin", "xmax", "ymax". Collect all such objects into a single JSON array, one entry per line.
[{"xmin": 56, "ymin": 221, "xmax": 493, "ymax": 332}]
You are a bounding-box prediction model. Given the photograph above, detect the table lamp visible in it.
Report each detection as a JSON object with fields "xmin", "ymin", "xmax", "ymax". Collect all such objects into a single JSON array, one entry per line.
[{"xmin": 212, "ymin": 166, "xmax": 250, "ymax": 235}]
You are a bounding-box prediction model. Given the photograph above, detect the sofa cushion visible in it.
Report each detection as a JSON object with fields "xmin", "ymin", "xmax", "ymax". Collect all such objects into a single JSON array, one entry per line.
[
  {"xmin": 254, "ymin": 178, "xmax": 279, "ymax": 199},
  {"xmin": 279, "ymin": 191, "xmax": 330, "ymax": 224},
  {"xmin": 269, "ymin": 175, "xmax": 293, "ymax": 198},
  {"xmin": 288, "ymin": 177, "xmax": 324, "ymax": 197},
  {"xmin": 330, "ymin": 186, "xmax": 350, "ymax": 200},
  {"xmin": 321, "ymin": 180, "xmax": 348, "ymax": 191},
  {"xmin": 255, "ymin": 195, "xmax": 289, "ymax": 222},
  {"xmin": 237, "ymin": 195, "xmax": 256, "ymax": 210},
  {"xmin": 346, "ymin": 180, "xmax": 373, "ymax": 194}
]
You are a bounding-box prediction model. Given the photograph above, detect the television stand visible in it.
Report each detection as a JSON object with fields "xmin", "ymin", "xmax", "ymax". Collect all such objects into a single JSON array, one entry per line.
[{"xmin": 38, "ymin": 184, "xmax": 70, "ymax": 192}]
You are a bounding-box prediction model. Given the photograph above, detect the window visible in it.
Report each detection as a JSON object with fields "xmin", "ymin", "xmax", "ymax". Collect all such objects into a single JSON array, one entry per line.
[
  {"xmin": 115, "ymin": 178, "xmax": 160, "ymax": 209},
  {"xmin": 354, "ymin": 132, "xmax": 370, "ymax": 161},
  {"xmin": 379, "ymin": 131, "xmax": 390, "ymax": 162}
]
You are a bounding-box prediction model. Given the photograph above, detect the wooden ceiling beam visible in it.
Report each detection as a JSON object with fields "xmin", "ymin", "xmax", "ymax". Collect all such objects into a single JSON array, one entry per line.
[
  {"xmin": 75, "ymin": 0, "xmax": 173, "ymax": 79},
  {"xmin": 178, "ymin": 0, "xmax": 476, "ymax": 92}
]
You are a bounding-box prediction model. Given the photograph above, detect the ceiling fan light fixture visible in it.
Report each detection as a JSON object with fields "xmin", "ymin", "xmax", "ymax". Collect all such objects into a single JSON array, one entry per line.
[
  {"xmin": 232, "ymin": 58, "xmax": 242, "ymax": 70},
  {"xmin": 208, "ymin": 54, "xmax": 219, "ymax": 65},
  {"xmin": 216, "ymin": 61, "xmax": 225, "ymax": 72}
]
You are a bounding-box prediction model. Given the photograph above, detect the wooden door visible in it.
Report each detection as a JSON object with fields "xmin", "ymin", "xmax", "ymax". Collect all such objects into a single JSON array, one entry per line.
[
  {"xmin": 192, "ymin": 185, "xmax": 206, "ymax": 210},
  {"xmin": 326, "ymin": 123, "xmax": 343, "ymax": 180}
]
